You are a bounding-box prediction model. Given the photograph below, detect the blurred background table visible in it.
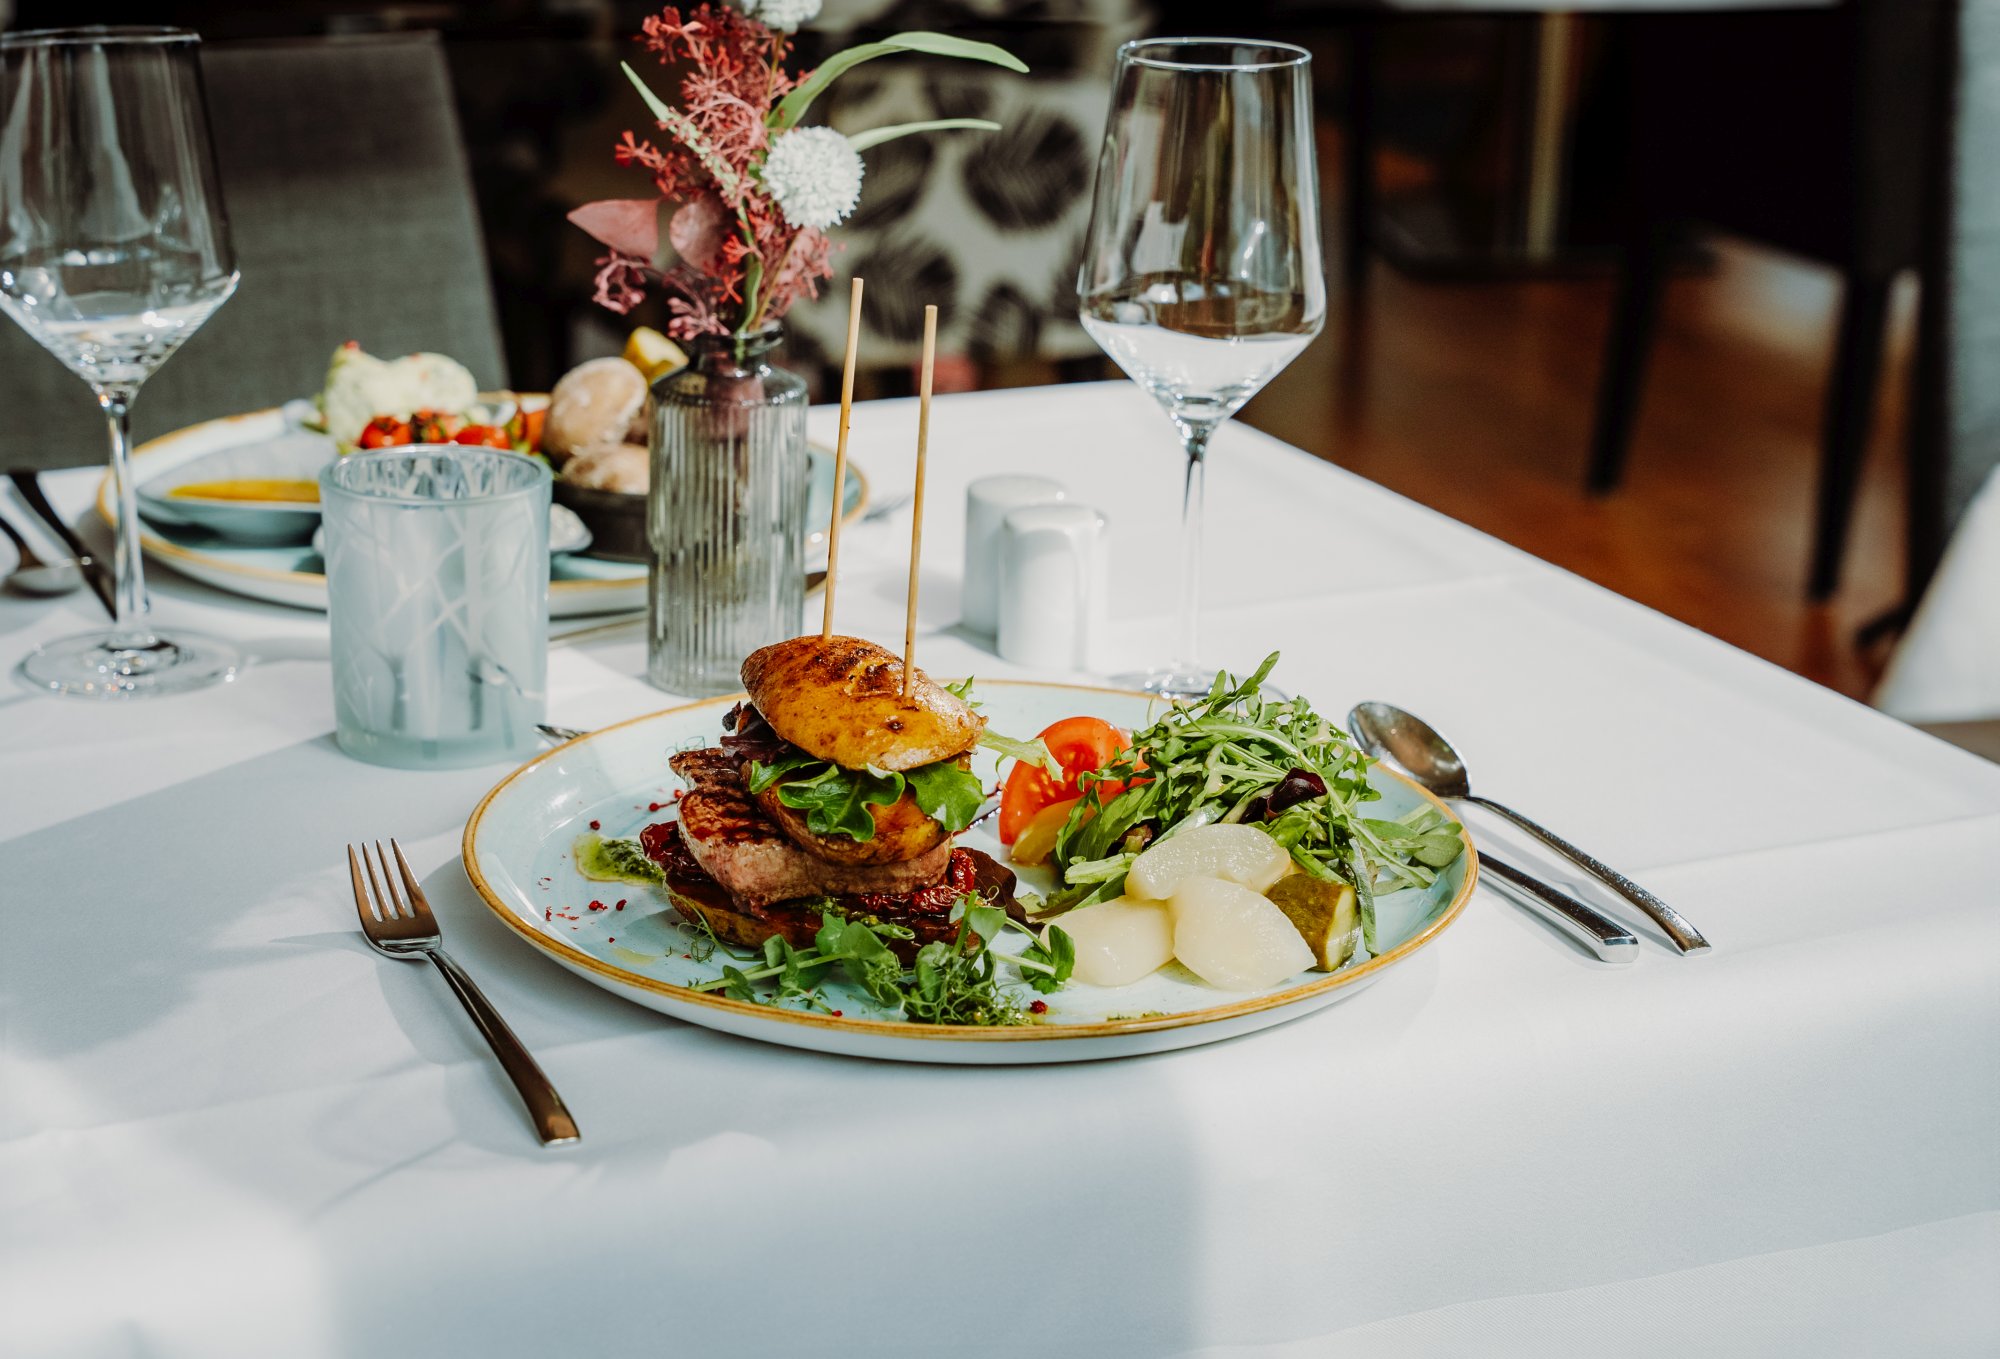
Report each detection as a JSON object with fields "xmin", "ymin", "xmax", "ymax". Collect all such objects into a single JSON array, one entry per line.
[
  {"xmin": 7, "ymin": 0, "xmax": 1991, "ymax": 727},
  {"xmin": 3, "ymin": 384, "xmax": 1997, "ymax": 1355}
]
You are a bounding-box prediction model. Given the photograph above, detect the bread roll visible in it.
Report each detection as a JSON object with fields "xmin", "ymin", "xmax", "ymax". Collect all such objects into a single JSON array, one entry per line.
[
  {"xmin": 560, "ymin": 442, "xmax": 649, "ymax": 494},
  {"xmin": 544, "ymin": 357, "xmax": 649, "ymax": 466}
]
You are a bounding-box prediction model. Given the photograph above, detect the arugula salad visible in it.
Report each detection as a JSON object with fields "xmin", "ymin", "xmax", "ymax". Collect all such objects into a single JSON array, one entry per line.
[{"xmin": 1033, "ymin": 653, "xmax": 1465, "ymax": 954}]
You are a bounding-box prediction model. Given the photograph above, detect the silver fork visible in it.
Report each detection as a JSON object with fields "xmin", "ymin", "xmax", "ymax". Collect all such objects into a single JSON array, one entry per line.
[{"xmin": 348, "ymin": 839, "xmax": 580, "ymax": 1146}]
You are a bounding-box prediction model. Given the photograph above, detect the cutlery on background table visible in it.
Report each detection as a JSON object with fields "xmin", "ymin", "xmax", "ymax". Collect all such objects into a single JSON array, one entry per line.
[
  {"xmin": 348, "ymin": 838, "xmax": 580, "ymax": 1147},
  {"xmin": 7, "ymin": 470, "xmax": 115, "ymax": 618},
  {"xmin": 8, "ymin": 470, "xmax": 113, "ymax": 614},
  {"xmin": 1348, "ymin": 702, "xmax": 1710, "ymax": 954},
  {"xmin": 0, "ymin": 509, "xmax": 85, "ymax": 597}
]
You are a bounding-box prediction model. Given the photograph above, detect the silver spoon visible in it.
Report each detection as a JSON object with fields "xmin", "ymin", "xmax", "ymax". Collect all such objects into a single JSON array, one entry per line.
[
  {"xmin": 1349, "ymin": 701, "xmax": 1710, "ymax": 954},
  {"xmin": 0, "ymin": 511, "xmax": 85, "ymax": 597}
]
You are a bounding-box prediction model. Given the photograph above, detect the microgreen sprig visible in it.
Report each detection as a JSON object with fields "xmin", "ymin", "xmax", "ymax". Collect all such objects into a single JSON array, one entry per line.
[{"xmin": 689, "ymin": 899, "xmax": 1074, "ymax": 1025}]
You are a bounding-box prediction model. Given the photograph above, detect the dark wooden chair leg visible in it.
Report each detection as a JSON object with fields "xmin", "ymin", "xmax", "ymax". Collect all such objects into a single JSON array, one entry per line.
[
  {"xmin": 1587, "ymin": 222, "xmax": 1675, "ymax": 494},
  {"xmin": 1808, "ymin": 270, "xmax": 1895, "ymax": 600},
  {"xmin": 1342, "ymin": 18, "xmax": 1379, "ymax": 293}
]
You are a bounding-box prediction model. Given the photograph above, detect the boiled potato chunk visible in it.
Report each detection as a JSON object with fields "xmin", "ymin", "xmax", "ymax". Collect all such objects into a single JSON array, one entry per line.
[
  {"xmin": 1266, "ymin": 875, "xmax": 1359, "ymax": 971},
  {"xmin": 1046, "ymin": 897, "xmax": 1174, "ymax": 987},
  {"xmin": 1170, "ymin": 877, "xmax": 1315, "ymax": 991},
  {"xmin": 1128, "ymin": 823, "xmax": 1290, "ymax": 900}
]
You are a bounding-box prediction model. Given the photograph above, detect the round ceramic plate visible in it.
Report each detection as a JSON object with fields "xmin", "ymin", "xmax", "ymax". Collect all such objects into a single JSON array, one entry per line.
[
  {"xmin": 102, "ymin": 401, "xmax": 866, "ymax": 619},
  {"xmin": 462, "ymin": 682, "xmax": 1479, "ymax": 1064}
]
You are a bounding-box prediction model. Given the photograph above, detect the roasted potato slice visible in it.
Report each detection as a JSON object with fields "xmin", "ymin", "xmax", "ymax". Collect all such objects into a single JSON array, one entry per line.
[{"xmin": 741, "ymin": 635, "xmax": 983, "ymax": 772}]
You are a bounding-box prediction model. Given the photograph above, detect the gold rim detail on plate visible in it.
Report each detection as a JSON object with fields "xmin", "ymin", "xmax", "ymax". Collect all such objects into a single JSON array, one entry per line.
[
  {"xmin": 99, "ymin": 400, "xmax": 868, "ymax": 595},
  {"xmin": 459, "ymin": 681, "xmax": 1481, "ymax": 1043}
]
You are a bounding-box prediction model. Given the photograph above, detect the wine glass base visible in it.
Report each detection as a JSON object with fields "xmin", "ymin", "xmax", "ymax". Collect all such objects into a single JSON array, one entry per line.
[
  {"xmin": 1109, "ymin": 663, "xmax": 1290, "ymax": 702},
  {"xmin": 18, "ymin": 629, "xmax": 241, "ymax": 699},
  {"xmin": 1108, "ymin": 664, "xmax": 1226, "ymax": 701}
]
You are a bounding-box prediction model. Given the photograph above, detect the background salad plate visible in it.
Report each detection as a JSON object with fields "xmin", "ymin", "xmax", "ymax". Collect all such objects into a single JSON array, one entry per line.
[
  {"xmin": 462, "ymin": 682, "xmax": 1479, "ymax": 1064},
  {"xmin": 100, "ymin": 401, "xmax": 865, "ymax": 618}
]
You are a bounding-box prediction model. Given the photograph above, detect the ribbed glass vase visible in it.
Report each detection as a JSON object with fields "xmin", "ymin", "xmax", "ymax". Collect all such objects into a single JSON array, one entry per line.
[{"xmin": 647, "ymin": 324, "xmax": 809, "ymax": 696}]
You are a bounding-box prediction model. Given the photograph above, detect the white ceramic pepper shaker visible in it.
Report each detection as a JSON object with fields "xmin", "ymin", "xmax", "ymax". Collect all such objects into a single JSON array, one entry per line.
[
  {"xmin": 963, "ymin": 474, "xmax": 1066, "ymax": 636},
  {"xmin": 996, "ymin": 503, "xmax": 1108, "ymax": 672}
]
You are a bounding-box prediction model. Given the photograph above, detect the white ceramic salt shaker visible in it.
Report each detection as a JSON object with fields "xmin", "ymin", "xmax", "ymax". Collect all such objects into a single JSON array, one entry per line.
[
  {"xmin": 963, "ymin": 474, "xmax": 1066, "ymax": 635},
  {"xmin": 996, "ymin": 503, "xmax": 1108, "ymax": 672}
]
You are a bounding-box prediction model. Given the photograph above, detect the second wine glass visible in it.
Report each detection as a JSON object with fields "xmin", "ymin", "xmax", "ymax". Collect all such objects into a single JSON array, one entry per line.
[
  {"xmin": 1078, "ymin": 38, "xmax": 1325, "ymax": 697},
  {"xmin": 0, "ymin": 27, "xmax": 241, "ymax": 698}
]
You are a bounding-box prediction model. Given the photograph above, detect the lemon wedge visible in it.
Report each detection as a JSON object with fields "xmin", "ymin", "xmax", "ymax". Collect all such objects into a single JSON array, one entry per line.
[{"xmin": 623, "ymin": 327, "xmax": 687, "ymax": 382}]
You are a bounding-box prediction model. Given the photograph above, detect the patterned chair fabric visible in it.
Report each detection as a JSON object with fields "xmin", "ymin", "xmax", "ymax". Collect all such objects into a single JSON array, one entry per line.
[{"xmin": 782, "ymin": 0, "xmax": 1151, "ymax": 373}]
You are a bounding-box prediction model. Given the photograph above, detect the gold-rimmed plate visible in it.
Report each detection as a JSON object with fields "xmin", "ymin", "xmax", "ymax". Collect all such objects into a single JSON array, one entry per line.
[
  {"xmin": 461, "ymin": 682, "xmax": 1479, "ymax": 1064},
  {"xmin": 101, "ymin": 399, "xmax": 866, "ymax": 619}
]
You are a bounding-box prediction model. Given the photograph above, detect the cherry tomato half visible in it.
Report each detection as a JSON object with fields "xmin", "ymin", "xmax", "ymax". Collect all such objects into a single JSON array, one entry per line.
[
  {"xmin": 509, "ymin": 406, "xmax": 547, "ymax": 453},
  {"xmin": 453, "ymin": 424, "xmax": 511, "ymax": 449},
  {"xmin": 410, "ymin": 409, "xmax": 465, "ymax": 444},
  {"xmin": 998, "ymin": 715, "xmax": 1131, "ymax": 845},
  {"xmin": 356, "ymin": 416, "xmax": 412, "ymax": 449}
]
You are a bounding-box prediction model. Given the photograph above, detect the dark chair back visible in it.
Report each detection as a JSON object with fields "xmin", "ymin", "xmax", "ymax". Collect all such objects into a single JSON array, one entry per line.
[
  {"xmin": 0, "ymin": 31, "xmax": 505, "ymax": 471},
  {"xmin": 1622, "ymin": 0, "xmax": 1944, "ymax": 274}
]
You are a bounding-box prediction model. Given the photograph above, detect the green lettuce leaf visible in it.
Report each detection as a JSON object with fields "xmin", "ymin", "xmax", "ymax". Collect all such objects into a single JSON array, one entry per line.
[
  {"xmin": 904, "ymin": 760, "xmax": 986, "ymax": 834},
  {"xmin": 744, "ymin": 749, "xmax": 824, "ymax": 795},
  {"xmin": 979, "ymin": 729, "xmax": 1058, "ymax": 775},
  {"xmin": 750, "ymin": 749, "xmax": 992, "ymax": 844},
  {"xmin": 772, "ymin": 762, "xmax": 904, "ymax": 841}
]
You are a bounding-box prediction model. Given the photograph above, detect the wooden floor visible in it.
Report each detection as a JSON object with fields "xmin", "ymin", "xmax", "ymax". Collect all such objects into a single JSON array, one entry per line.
[{"xmin": 1239, "ymin": 239, "xmax": 1914, "ymax": 700}]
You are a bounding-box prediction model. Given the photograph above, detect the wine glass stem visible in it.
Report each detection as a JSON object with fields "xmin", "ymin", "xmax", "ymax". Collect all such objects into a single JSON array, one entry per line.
[
  {"xmin": 100, "ymin": 391, "xmax": 155, "ymax": 648},
  {"xmin": 1174, "ymin": 419, "xmax": 1214, "ymax": 670}
]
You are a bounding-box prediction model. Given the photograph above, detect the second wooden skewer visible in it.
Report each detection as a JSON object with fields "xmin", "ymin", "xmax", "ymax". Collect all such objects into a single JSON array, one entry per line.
[
  {"xmin": 903, "ymin": 304, "xmax": 937, "ymax": 697},
  {"xmin": 821, "ymin": 276, "xmax": 864, "ymax": 639}
]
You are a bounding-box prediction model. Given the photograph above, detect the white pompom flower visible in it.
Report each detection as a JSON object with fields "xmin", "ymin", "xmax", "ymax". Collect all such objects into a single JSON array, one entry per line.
[
  {"xmin": 761, "ymin": 126, "xmax": 864, "ymax": 231},
  {"xmin": 744, "ymin": 0, "xmax": 821, "ymax": 32}
]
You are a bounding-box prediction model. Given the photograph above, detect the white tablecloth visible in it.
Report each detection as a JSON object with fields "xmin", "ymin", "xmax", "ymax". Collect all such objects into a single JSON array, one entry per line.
[{"xmin": 3, "ymin": 383, "xmax": 1996, "ymax": 1357}]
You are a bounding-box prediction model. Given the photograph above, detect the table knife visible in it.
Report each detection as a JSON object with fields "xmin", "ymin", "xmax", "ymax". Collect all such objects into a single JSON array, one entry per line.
[{"xmin": 1482, "ymin": 854, "xmax": 1639, "ymax": 962}]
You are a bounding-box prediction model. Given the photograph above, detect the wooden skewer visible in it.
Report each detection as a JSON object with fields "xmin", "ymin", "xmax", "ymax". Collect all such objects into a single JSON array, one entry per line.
[
  {"xmin": 903, "ymin": 305, "xmax": 938, "ymax": 697},
  {"xmin": 821, "ymin": 276, "xmax": 865, "ymax": 640}
]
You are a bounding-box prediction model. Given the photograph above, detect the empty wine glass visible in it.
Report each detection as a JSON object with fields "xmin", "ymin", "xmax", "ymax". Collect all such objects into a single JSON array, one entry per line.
[
  {"xmin": 1, "ymin": 27, "xmax": 241, "ymax": 697},
  {"xmin": 1078, "ymin": 38, "xmax": 1325, "ymax": 697}
]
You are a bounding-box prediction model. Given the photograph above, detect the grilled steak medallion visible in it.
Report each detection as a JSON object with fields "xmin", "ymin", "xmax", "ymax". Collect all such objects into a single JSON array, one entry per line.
[
  {"xmin": 641, "ymin": 820, "xmax": 1021, "ymax": 963},
  {"xmin": 673, "ymin": 785, "xmax": 954, "ymax": 908},
  {"xmin": 667, "ymin": 747, "xmax": 741, "ymax": 791}
]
